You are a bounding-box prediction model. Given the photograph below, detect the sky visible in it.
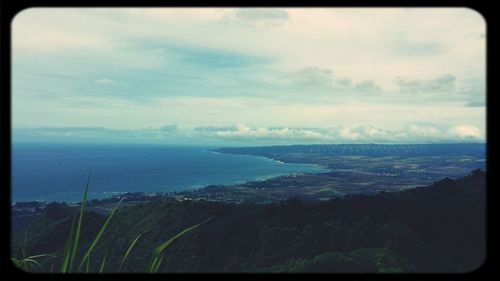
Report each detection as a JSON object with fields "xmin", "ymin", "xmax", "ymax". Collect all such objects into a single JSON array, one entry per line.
[{"xmin": 11, "ymin": 8, "xmax": 486, "ymax": 145}]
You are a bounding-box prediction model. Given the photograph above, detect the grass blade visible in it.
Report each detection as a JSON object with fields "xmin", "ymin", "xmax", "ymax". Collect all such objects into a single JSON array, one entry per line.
[
  {"xmin": 118, "ymin": 232, "xmax": 145, "ymax": 272},
  {"xmin": 99, "ymin": 250, "xmax": 108, "ymax": 273},
  {"xmin": 21, "ymin": 258, "xmax": 42, "ymax": 269},
  {"xmin": 146, "ymin": 216, "xmax": 213, "ymax": 273},
  {"xmin": 85, "ymin": 255, "xmax": 90, "ymax": 272},
  {"xmin": 28, "ymin": 254, "xmax": 56, "ymax": 259},
  {"xmin": 60, "ymin": 215, "xmax": 77, "ymax": 273},
  {"xmin": 11, "ymin": 257, "xmax": 20, "ymax": 268},
  {"xmin": 152, "ymin": 255, "xmax": 164, "ymax": 273},
  {"xmin": 77, "ymin": 198, "xmax": 123, "ymax": 272},
  {"xmin": 69, "ymin": 169, "xmax": 92, "ymax": 272}
]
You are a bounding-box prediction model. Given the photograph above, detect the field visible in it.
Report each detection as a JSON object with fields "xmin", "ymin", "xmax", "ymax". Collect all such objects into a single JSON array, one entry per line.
[
  {"xmin": 12, "ymin": 144, "xmax": 486, "ymax": 210},
  {"xmin": 178, "ymin": 144, "xmax": 486, "ymax": 203}
]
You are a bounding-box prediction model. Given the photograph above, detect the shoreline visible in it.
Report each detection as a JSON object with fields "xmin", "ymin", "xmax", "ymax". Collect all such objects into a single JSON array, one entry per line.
[
  {"xmin": 208, "ymin": 148, "xmax": 332, "ymax": 172},
  {"xmin": 12, "ymin": 144, "xmax": 484, "ymax": 206},
  {"xmin": 11, "ymin": 150, "xmax": 331, "ymax": 206}
]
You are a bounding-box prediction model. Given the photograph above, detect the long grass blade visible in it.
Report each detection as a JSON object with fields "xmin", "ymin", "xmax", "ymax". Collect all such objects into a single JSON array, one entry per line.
[
  {"xmin": 118, "ymin": 232, "xmax": 144, "ymax": 272},
  {"xmin": 28, "ymin": 253, "xmax": 56, "ymax": 259},
  {"xmin": 77, "ymin": 198, "xmax": 123, "ymax": 272},
  {"xmin": 146, "ymin": 216, "xmax": 213, "ymax": 273},
  {"xmin": 69, "ymin": 169, "xmax": 92, "ymax": 272},
  {"xmin": 99, "ymin": 250, "xmax": 108, "ymax": 273},
  {"xmin": 13, "ymin": 252, "xmax": 55, "ymax": 272},
  {"xmin": 85, "ymin": 255, "xmax": 90, "ymax": 272},
  {"xmin": 60, "ymin": 215, "xmax": 77, "ymax": 273},
  {"xmin": 21, "ymin": 258, "xmax": 42, "ymax": 268},
  {"xmin": 11, "ymin": 257, "xmax": 20, "ymax": 268},
  {"xmin": 152, "ymin": 255, "xmax": 164, "ymax": 273}
]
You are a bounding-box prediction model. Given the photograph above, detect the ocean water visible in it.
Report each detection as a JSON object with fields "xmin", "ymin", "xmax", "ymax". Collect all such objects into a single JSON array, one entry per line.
[{"xmin": 11, "ymin": 142, "xmax": 328, "ymax": 203}]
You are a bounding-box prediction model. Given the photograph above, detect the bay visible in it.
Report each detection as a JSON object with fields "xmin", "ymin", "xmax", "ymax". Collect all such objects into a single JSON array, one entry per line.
[{"xmin": 11, "ymin": 142, "xmax": 328, "ymax": 202}]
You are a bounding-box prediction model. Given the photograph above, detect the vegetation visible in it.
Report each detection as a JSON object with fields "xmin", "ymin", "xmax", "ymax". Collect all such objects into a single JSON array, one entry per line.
[
  {"xmin": 210, "ymin": 144, "xmax": 485, "ymax": 202},
  {"xmin": 11, "ymin": 169, "xmax": 485, "ymax": 273},
  {"xmin": 11, "ymin": 171, "xmax": 212, "ymax": 273}
]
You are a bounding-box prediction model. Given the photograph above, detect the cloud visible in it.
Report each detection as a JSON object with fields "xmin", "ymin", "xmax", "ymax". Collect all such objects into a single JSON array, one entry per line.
[
  {"xmin": 407, "ymin": 124, "xmax": 441, "ymax": 137},
  {"xmin": 397, "ymin": 74, "xmax": 456, "ymax": 94},
  {"xmin": 13, "ymin": 123, "xmax": 484, "ymax": 145},
  {"xmin": 457, "ymin": 78, "xmax": 485, "ymax": 107},
  {"xmin": 160, "ymin": 124, "xmax": 178, "ymax": 132},
  {"xmin": 95, "ymin": 78, "xmax": 118, "ymax": 85},
  {"xmin": 338, "ymin": 125, "xmax": 405, "ymax": 142},
  {"xmin": 13, "ymin": 126, "xmax": 189, "ymax": 144},
  {"xmin": 11, "ymin": 8, "xmax": 485, "ymax": 141},
  {"xmin": 393, "ymin": 40, "xmax": 443, "ymax": 57},
  {"xmin": 291, "ymin": 67, "xmax": 334, "ymax": 88},
  {"xmin": 447, "ymin": 125, "xmax": 482, "ymax": 139},
  {"xmin": 336, "ymin": 78, "xmax": 352, "ymax": 87},
  {"xmin": 209, "ymin": 124, "xmax": 483, "ymax": 143},
  {"xmin": 464, "ymin": 100, "xmax": 486, "ymax": 107},
  {"xmin": 354, "ymin": 80, "xmax": 382, "ymax": 94},
  {"xmin": 227, "ymin": 8, "xmax": 289, "ymax": 29},
  {"xmin": 213, "ymin": 124, "xmax": 333, "ymax": 141},
  {"xmin": 339, "ymin": 126, "xmax": 361, "ymax": 140},
  {"xmin": 194, "ymin": 125, "xmax": 238, "ymax": 132},
  {"xmin": 155, "ymin": 43, "xmax": 270, "ymax": 69},
  {"xmin": 288, "ymin": 67, "xmax": 383, "ymax": 95}
]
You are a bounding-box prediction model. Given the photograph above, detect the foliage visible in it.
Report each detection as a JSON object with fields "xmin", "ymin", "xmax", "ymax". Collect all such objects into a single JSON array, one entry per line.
[
  {"xmin": 11, "ymin": 171, "xmax": 210, "ymax": 273},
  {"xmin": 11, "ymin": 169, "xmax": 485, "ymax": 273}
]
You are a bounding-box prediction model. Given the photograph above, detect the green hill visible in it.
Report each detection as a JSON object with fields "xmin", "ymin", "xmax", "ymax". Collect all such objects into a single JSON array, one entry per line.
[{"xmin": 11, "ymin": 169, "xmax": 485, "ymax": 273}]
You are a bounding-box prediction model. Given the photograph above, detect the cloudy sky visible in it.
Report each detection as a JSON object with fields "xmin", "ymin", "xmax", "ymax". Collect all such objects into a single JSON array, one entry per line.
[{"xmin": 12, "ymin": 8, "xmax": 486, "ymax": 145}]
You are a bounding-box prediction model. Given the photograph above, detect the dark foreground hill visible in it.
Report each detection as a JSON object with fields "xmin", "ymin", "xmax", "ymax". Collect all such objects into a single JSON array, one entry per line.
[{"xmin": 11, "ymin": 169, "xmax": 486, "ymax": 273}]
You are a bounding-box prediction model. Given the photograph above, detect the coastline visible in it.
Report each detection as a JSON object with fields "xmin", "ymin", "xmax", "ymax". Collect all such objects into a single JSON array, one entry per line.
[
  {"xmin": 11, "ymin": 149, "xmax": 330, "ymax": 206},
  {"xmin": 12, "ymin": 144, "xmax": 328, "ymax": 204},
  {"xmin": 208, "ymin": 148, "xmax": 332, "ymax": 173},
  {"xmin": 12, "ymin": 144, "xmax": 485, "ymax": 206}
]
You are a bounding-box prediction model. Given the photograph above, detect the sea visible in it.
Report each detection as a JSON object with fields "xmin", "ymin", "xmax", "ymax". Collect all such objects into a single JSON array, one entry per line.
[{"xmin": 11, "ymin": 142, "xmax": 329, "ymax": 203}]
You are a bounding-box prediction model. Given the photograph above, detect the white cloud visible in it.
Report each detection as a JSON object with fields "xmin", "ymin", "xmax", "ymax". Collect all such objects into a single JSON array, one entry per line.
[
  {"xmin": 11, "ymin": 8, "xmax": 486, "ymax": 144},
  {"xmin": 214, "ymin": 124, "xmax": 334, "ymax": 141},
  {"xmin": 407, "ymin": 125, "xmax": 441, "ymax": 137},
  {"xmin": 209, "ymin": 124, "xmax": 484, "ymax": 143},
  {"xmin": 12, "ymin": 8, "xmax": 485, "ymax": 82},
  {"xmin": 339, "ymin": 126, "xmax": 361, "ymax": 140},
  {"xmin": 447, "ymin": 125, "xmax": 482, "ymax": 139},
  {"xmin": 13, "ymin": 123, "xmax": 484, "ymax": 144}
]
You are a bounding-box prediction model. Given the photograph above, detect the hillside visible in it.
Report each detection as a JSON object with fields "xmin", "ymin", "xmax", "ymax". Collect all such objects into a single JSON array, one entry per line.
[{"xmin": 11, "ymin": 169, "xmax": 486, "ymax": 273}]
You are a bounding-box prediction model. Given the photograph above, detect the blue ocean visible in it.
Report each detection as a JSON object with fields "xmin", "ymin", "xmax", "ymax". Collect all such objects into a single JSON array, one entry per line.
[{"xmin": 11, "ymin": 142, "xmax": 328, "ymax": 203}]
